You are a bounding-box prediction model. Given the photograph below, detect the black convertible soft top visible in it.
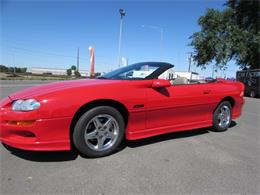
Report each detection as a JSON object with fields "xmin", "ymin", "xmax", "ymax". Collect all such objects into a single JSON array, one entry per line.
[
  {"xmin": 101, "ymin": 62, "xmax": 174, "ymax": 80},
  {"xmin": 143, "ymin": 62, "xmax": 174, "ymax": 79}
]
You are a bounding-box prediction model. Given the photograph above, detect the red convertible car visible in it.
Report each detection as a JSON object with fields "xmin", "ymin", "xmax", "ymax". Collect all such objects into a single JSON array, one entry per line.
[{"xmin": 0, "ymin": 62, "xmax": 244, "ymax": 157}]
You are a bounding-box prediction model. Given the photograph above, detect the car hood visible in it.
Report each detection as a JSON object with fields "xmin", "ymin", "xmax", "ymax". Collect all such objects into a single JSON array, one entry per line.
[{"xmin": 8, "ymin": 79, "xmax": 120, "ymax": 100}]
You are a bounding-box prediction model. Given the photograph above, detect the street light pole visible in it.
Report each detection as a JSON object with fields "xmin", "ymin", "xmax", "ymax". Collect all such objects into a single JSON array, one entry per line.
[
  {"xmin": 141, "ymin": 25, "xmax": 164, "ymax": 61},
  {"xmin": 159, "ymin": 28, "xmax": 163, "ymax": 61},
  {"xmin": 118, "ymin": 9, "xmax": 126, "ymax": 67}
]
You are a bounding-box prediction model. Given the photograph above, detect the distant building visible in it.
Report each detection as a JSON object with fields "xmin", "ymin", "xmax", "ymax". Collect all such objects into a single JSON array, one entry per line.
[
  {"xmin": 30, "ymin": 67, "xmax": 89, "ymax": 77},
  {"xmin": 175, "ymin": 71, "xmax": 199, "ymax": 80},
  {"xmin": 159, "ymin": 70, "xmax": 200, "ymax": 81},
  {"xmin": 159, "ymin": 68, "xmax": 175, "ymax": 80}
]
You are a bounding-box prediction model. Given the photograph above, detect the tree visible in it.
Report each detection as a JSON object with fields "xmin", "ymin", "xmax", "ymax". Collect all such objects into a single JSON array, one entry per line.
[
  {"xmin": 15, "ymin": 67, "xmax": 21, "ymax": 73},
  {"xmin": 0, "ymin": 65, "xmax": 8, "ymax": 72},
  {"xmin": 71, "ymin": 65, "xmax": 77, "ymax": 71},
  {"xmin": 8, "ymin": 67, "xmax": 14, "ymax": 73},
  {"xmin": 0, "ymin": 65, "xmax": 27, "ymax": 73},
  {"xmin": 190, "ymin": 0, "xmax": 260, "ymax": 70},
  {"xmin": 74, "ymin": 70, "xmax": 81, "ymax": 77},
  {"xmin": 67, "ymin": 68, "xmax": 72, "ymax": 76},
  {"xmin": 20, "ymin": 68, "xmax": 27, "ymax": 73}
]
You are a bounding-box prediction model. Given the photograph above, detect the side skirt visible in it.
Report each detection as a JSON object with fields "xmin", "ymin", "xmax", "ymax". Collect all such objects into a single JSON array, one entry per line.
[{"xmin": 126, "ymin": 120, "xmax": 212, "ymax": 140}]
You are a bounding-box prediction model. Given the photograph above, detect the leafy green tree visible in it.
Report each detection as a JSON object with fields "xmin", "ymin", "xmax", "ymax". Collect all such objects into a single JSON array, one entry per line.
[
  {"xmin": 94, "ymin": 72, "xmax": 101, "ymax": 77},
  {"xmin": 71, "ymin": 65, "xmax": 77, "ymax": 71},
  {"xmin": 74, "ymin": 70, "xmax": 81, "ymax": 77},
  {"xmin": 20, "ymin": 68, "xmax": 27, "ymax": 73},
  {"xmin": 8, "ymin": 67, "xmax": 14, "ymax": 73},
  {"xmin": 67, "ymin": 68, "xmax": 72, "ymax": 76},
  {"xmin": 190, "ymin": 0, "xmax": 260, "ymax": 70},
  {"xmin": 15, "ymin": 67, "xmax": 21, "ymax": 73},
  {"xmin": 0, "ymin": 65, "xmax": 27, "ymax": 73},
  {"xmin": 0, "ymin": 65, "xmax": 8, "ymax": 72}
]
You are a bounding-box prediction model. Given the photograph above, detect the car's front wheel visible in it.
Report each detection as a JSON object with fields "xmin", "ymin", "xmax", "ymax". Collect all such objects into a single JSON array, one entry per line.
[
  {"xmin": 212, "ymin": 101, "xmax": 232, "ymax": 132},
  {"xmin": 73, "ymin": 106, "xmax": 125, "ymax": 157}
]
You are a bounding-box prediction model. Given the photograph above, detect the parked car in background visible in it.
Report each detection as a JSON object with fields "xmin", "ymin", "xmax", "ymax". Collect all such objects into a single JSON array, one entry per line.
[
  {"xmin": 0, "ymin": 62, "xmax": 245, "ymax": 157},
  {"xmin": 236, "ymin": 69, "xmax": 260, "ymax": 98}
]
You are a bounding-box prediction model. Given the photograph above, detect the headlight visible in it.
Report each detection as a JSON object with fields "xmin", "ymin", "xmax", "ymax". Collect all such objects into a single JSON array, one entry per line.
[{"xmin": 12, "ymin": 99, "xmax": 41, "ymax": 111}]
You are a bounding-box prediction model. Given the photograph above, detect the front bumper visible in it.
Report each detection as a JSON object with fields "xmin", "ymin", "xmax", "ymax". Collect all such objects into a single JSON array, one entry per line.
[
  {"xmin": 0, "ymin": 117, "xmax": 72, "ymax": 151},
  {"xmin": 0, "ymin": 97, "xmax": 72, "ymax": 151}
]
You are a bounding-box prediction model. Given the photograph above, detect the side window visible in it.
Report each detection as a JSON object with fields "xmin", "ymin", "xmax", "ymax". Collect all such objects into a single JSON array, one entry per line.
[
  {"xmin": 117, "ymin": 64, "xmax": 159, "ymax": 79},
  {"xmin": 131, "ymin": 65, "xmax": 157, "ymax": 79}
]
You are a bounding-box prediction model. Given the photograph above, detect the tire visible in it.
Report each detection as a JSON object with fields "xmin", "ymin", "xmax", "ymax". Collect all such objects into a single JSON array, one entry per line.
[
  {"xmin": 250, "ymin": 90, "xmax": 256, "ymax": 98},
  {"xmin": 73, "ymin": 106, "xmax": 125, "ymax": 157},
  {"xmin": 212, "ymin": 101, "xmax": 232, "ymax": 132}
]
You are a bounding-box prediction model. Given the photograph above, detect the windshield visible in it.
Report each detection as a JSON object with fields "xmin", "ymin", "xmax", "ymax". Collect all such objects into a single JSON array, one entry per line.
[{"xmin": 100, "ymin": 62, "xmax": 163, "ymax": 80}]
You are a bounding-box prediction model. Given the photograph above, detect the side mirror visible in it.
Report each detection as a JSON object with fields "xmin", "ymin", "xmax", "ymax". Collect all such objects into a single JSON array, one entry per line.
[{"xmin": 151, "ymin": 79, "xmax": 171, "ymax": 88}]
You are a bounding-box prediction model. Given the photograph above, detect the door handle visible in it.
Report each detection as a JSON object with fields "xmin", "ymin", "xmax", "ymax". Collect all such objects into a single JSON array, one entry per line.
[{"xmin": 203, "ymin": 90, "xmax": 211, "ymax": 94}]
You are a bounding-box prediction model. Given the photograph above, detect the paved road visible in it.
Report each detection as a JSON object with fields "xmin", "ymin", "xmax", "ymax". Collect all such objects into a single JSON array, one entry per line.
[{"xmin": 0, "ymin": 80, "xmax": 259, "ymax": 194}]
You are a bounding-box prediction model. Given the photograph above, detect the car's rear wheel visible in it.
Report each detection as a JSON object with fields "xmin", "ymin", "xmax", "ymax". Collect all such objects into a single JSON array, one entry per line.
[
  {"xmin": 212, "ymin": 101, "xmax": 232, "ymax": 132},
  {"xmin": 73, "ymin": 106, "xmax": 125, "ymax": 157}
]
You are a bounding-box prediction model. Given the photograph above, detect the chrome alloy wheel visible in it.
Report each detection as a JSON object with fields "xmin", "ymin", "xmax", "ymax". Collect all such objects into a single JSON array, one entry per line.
[
  {"xmin": 217, "ymin": 105, "xmax": 231, "ymax": 128},
  {"xmin": 84, "ymin": 114, "xmax": 119, "ymax": 151}
]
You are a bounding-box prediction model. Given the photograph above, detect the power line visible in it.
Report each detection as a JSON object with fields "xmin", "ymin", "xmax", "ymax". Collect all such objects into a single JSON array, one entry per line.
[
  {"xmin": 1, "ymin": 44, "xmax": 88, "ymax": 61},
  {"xmin": 2, "ymin": 44, "xmax": 116, "ymax": 72}
]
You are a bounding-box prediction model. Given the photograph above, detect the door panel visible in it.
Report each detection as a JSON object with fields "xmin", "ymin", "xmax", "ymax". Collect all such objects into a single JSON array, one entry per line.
[{"xmin": 146, "ymin": 83, "xmax": 216, "ymax": 129}]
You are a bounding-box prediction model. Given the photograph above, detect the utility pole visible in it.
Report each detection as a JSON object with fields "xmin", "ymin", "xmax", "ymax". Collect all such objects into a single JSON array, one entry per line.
[
  {"xmin": 13, "ymin": 53, "xmax": 16, "ymax": 74},
  {"xmin": 118, "ymin": 9, "xmax": 126, "ymax": 67},
  {"xmin": 212, "ymin": 64, "xmax": 215, "ymax": 78},
  {"xmin": 187, "ymin": 52, "xmax": 193, "ymax": 72},
  {"xmin": 77, "ymin": 47, "xmax": 79, "ymax": 71}
]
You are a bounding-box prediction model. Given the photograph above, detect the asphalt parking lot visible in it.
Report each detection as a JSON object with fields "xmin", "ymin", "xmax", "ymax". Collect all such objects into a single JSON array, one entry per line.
[{"xmin": 0, "ymin": 80, "xmax": 259, "ymax": 195}]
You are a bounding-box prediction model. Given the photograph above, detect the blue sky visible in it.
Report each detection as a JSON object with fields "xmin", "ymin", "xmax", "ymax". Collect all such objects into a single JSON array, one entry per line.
[{"xmin": 1, "ymin": 0, "xmax": 238, "ymax": 77}]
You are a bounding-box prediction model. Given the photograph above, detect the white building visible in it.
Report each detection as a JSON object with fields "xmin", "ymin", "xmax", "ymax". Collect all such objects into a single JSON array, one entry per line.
[
  {"xmin": 159, "ymin": 69, "xmax": 200, "ymax": 81},
  {"xmin": 175, "ymin": 71, "xmax": 199, "ymax": 80},
  {"xmin": 30, "ymin": 67, "xmax": 89, "ymax": 77}
]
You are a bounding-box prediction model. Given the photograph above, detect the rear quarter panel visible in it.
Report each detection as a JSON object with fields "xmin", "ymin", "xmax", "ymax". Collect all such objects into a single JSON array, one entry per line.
[{"xmin": 209, "ymin": 80, "xmax": 244, "ymax": 118}]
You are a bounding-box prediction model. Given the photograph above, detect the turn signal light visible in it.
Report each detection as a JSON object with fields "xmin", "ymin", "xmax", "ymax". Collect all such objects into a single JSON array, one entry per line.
[{"xmin": 8, "ymin": 120, "xmax": 35, "ymax": 126}]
